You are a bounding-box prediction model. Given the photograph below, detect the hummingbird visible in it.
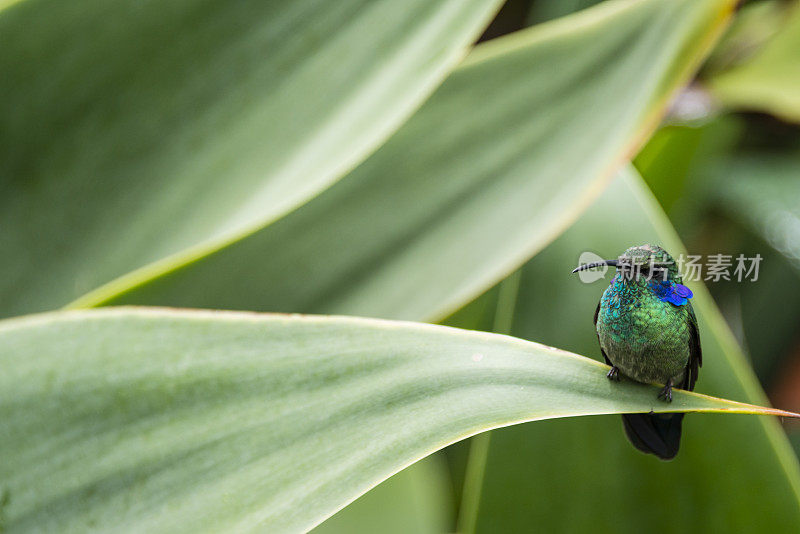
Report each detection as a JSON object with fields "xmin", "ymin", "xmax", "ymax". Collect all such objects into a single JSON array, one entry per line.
[{"xmin": 572, "ymin": 244, "xmax": 701, "ymax": 460}]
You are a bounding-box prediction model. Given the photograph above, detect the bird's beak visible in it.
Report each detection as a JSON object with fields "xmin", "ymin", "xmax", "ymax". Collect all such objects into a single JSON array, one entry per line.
[{"xmin": 571, "ymin": 259, "xmax": 619, "ymax": 274}]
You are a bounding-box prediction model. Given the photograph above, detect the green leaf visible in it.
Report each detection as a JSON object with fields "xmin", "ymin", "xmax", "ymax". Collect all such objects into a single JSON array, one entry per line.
[
  {"xmin": 1, "ymin": 308, "xmax": 793, "ymax": 533},
  {"xmin": 701, "ymin": 0, "xmax": 785, "ymax": 74},
  {"xmin": 311, "ymin": 456, "xmax": 452, "ymax": 534},
  {"xmin": 0, "ymin": 0, "xmax": 505, "ymax": 318},
  {"xmin": 459, "ymin": 167, "xmax": 800, "ymax": 533},
  {"xmin": 526, "ymin": 0, "xmax": 604, "ymax": 26},
  {"xmin": 633, "ymin": 115, "xmax": 745, "ymax": 220},
  {"xmin": 706, "ymin": 2, "xmax": 800, "ymax": 123},
  {"xmin": 84, "ymin": 0, "xmax": 737, "ymax": 321}
]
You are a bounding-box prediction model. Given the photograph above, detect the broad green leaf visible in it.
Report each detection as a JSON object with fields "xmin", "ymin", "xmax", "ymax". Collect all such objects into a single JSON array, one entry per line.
[
  {"xmin": 311, "ymin": 456, "xmax": 452, "ymax": 534},
  {"xmin": 0, "ymin": 0, "xmax": 505, "ymax": 318},
  {"xmin": 446, "ymin": 271, "xmax": 522, "ymax": 530},
  {"xmin": 706, "ymin": 1, "xmax": 800, "ymax": 123},
  {"xmin": 460, "ymin": 168, "xmax": 800, "ymax": 533},
  {"xmin": 86, "ymin": 0, "xmax": 737, "ymax": 321},
  {"xmin": 1, "ymin": 308, "xmax": 793, "ymax": 533}
]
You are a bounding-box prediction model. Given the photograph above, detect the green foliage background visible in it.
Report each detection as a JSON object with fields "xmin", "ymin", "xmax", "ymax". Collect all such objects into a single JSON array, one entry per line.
[{"xmin": 2, "ymin": 0, "xmax": 799, "ymax": 532}]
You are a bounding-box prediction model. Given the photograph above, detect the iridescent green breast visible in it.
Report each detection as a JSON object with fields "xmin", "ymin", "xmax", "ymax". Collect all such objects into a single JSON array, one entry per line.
[{"xmin": 597, "ymin": 274, "xmax": 692, "ymax": 385}]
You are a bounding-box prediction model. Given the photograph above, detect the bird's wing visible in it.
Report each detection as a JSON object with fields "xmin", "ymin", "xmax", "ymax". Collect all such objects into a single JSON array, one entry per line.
[
  {"xmin": 683, "ymin": 302, "xmax": 702, "ymax": 391},
  {"xmin": 594, "ymin": 300, "xmax": 613, "ymax": 366},
  {"xmin": 593, "ymin": 300, "xmax": 600, "ymax": 327}
]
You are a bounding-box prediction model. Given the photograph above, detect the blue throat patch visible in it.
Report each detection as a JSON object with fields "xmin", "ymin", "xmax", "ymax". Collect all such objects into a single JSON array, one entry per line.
[{"xmin": 649, "ymin": 280, "xmax": 693, "ymax": 306}]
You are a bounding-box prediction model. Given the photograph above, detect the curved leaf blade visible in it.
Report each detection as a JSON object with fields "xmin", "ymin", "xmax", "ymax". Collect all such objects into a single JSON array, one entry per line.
[
  {"xmin": 0, "ymin": 0, "xmax": 504, "ymax": 318},
  {"xmin": 0, "ymin": 308, "xmax": 792, "ymax": 533},
  {"xmin": 80, "ymin": 0, "xmax": 736, "ymax": 320},
  {"xmin": 311, "ymin": 456, "xmax": 452, "ymax": 534},
  {"xmin": 706, "ymin": 2, "xmax": 800, "ymax": 123}
]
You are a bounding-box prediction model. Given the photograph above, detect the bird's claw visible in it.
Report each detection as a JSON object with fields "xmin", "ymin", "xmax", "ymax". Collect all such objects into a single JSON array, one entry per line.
[
  {"xmin": 658, "ymin": 381, "xmax": 674, "ymax": 403},
  {"xmin": 606, "ymin": 366, "xmax": 621, "ymax": 382}
]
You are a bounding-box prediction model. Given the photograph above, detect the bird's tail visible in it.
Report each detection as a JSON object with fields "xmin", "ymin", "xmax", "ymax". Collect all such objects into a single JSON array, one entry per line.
[{"xmin": 621, "ymin": 412, "xmax": 683, "ymax": 460}]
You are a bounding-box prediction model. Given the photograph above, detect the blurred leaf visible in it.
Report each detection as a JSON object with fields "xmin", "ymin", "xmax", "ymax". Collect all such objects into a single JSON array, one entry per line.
[
  {"xmin": 526, "ymin": 0, "xmax": 604, "ymax": 26},
  {"xmin": 460, "ymin": 168, "xmax": 800, "ymax": 533},
  {"xmin": 707, "ymin": 1, "xmax": 800, "ymax": 122},
  {"xmin": 1, "ymin": 308, "xmax": 792, "ymax": 533},
  {"xmin": 0, "ymin": 0, "xmax": 506, "ymax": 318},
  {"xmin": 634, "ymin": 114, "xmax": 744, "ymax": 234},
  {"xmin": 634, "ymin": 125, "xmax": 707, "ymax": 212},
  {"xmin": 718, "ymin": 245, "xmax": 800, "ymax": 387},
  {"xmin": 476, "ymin": 0, "xmax": 533, "ymax": 42},
  {"xmin": 712, "ymin": 153, "xmax": 800, "ymax": 272},
  {"xmin": 90, "ymin": 0, "xmax": 737, "ymax": 322},
  {"xmin": 312, "ymin": 456, "xmax": 451, "ymax": 534},
  {"xmin": 701, "ymin": 152, "xmax": 800, "ymax": 387},
  {"xmin": 702, "ymin": 0, "xmax": 785, "ymax": 74}
]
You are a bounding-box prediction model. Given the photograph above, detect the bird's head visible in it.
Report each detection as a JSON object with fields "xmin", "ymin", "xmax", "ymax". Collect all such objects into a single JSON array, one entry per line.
[{"xmin": 571, "ymin": 243, "xmax": 683, "ymax": 284}]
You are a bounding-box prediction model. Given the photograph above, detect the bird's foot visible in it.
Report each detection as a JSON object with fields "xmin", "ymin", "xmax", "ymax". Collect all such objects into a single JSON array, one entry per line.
[
  {"xmin": 606, "ymin": 366, "xmax": 621, "ymax": 382},
  {"xmin": 658, "ymin": 380, "xmax": 674, "ymax": 403}
]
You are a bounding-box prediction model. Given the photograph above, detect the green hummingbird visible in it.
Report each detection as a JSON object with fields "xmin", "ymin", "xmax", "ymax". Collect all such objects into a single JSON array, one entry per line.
[{"xmin": 572, "ymin": 244, "xmax": 701, "ymax": 460}]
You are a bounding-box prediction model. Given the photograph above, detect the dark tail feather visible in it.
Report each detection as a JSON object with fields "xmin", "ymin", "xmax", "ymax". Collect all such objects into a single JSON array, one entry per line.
[{"xmin": 621, "ymin": 412, "xmax": 684, "ymax": 460}]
